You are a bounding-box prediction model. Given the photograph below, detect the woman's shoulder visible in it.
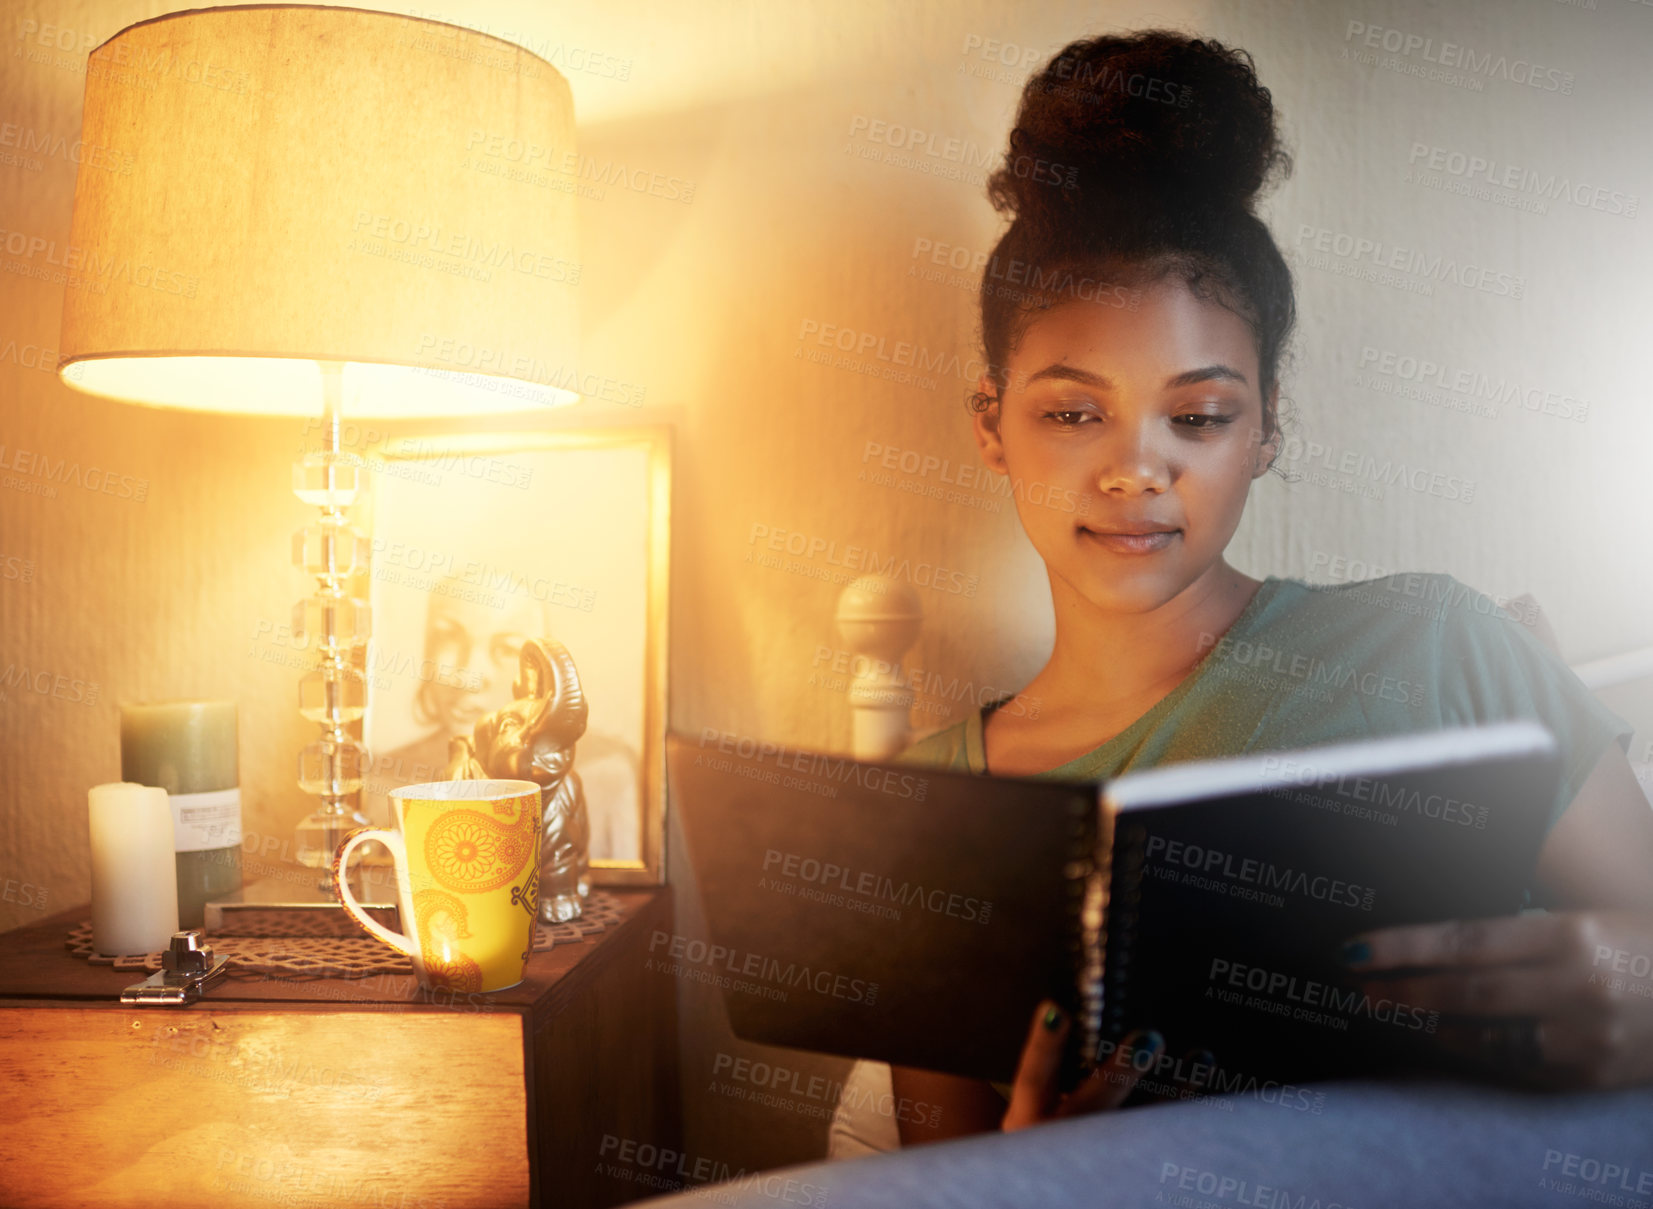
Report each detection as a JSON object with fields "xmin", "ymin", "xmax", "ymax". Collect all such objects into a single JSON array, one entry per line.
[
  {"xmin": 1243, "ymin": 568, "xmax": 1583, "ymax": 711},
  {"xmin": 1270, "ymin": 569, "xmax": 1512, "ymax": 621},
  {"xmin": 1251, "ymin": 569, "xmax": 1629, "ymax": 835},
  {"xmin": 891, "ymin": 717, "xmax": 974, "ymax": 773},
  {"xmin": 1263, "ymin": 570, "xmax": 1547, "ymax": 648}
]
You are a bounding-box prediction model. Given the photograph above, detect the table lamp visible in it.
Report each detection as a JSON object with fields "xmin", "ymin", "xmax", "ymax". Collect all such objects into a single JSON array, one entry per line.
[{"xmin": 56, "ymin": 6, "xmax": 580, "ymax": 877}]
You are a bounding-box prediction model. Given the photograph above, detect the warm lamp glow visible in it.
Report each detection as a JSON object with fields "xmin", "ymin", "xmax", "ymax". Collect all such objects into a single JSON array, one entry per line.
[
  {"xmin": 55, "ymin": 5, "xmax": 580, "ymax": 417},
  {"xmin": 63, "ymin": 357, "xmax": 577, "ymax": 417},
  {"xmin": 50, "ymin": 5, "xmax": 590, "ymax": 875}
]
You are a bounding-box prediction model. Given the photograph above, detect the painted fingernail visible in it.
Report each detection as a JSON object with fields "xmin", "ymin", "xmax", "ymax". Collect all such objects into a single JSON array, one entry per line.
[
  {"xmin": 1042, "ymin": 1004, "xmax": 1064, "ymax": 1031},
  {"xmin": 1123, "ymin": 1029, "xmax": 1164, "ymax": 1064},
  {"xmin": 1338, "ymin": 940, "xmax": 1371, "ymax": 967}
]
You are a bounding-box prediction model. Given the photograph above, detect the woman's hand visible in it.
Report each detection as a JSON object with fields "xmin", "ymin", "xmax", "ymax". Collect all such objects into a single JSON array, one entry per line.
[
  {"xmin": 1342, "ymin": 909, "xmax": 1653, "ymax": 1090},
  {"xmin": 1000, "ymin": 1001, "xmax": 1164, "ymax": 1131}
]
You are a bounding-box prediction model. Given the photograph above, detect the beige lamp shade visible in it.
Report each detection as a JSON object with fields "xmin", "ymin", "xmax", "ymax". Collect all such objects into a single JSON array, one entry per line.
[{"xmin": 56, "ymin": 5, "xmax": 581, "ymax": 417}]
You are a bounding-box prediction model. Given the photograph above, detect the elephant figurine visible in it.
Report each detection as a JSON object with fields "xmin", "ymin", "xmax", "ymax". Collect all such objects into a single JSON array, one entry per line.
[{"xmin": 445, "ymin": 638, "xmax": 591, "ymax": 922}]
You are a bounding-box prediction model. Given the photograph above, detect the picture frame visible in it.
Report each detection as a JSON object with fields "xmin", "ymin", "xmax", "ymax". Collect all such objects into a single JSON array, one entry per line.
[{"xmin": 359, "ymin": 426, "xmax": 671, "ymax": 885}]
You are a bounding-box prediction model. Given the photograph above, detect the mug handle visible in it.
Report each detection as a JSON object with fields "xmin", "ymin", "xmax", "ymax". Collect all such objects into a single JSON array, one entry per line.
[{"xmin": 333, "ymin": 827, "xmax": 417, "ymax": 959}]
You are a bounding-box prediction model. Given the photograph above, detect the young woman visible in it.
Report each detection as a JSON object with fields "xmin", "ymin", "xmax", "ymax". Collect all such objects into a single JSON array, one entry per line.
[{"xmin": 885, "ymin": 29, "xmax": 1653, "ymax": 1143}]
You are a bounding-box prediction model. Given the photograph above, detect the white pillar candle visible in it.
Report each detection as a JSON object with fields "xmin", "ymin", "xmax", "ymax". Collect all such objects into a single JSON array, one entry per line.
[{"xmin": 88, "ymin": 782, "xmax": 180, "ymax": 956}]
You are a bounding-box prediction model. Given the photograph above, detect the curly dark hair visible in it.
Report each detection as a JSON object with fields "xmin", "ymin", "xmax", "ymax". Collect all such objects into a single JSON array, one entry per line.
[{"xmin": 972, "ymin": 30, "xmax": 1296, "ymax": 465}]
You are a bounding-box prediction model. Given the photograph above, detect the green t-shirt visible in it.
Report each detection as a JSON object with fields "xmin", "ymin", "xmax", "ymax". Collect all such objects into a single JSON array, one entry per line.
[
  {"xmin": 893, "ymin": 572, "xmax": 1632, "ymax": 1105},
  {"xmin": 896, "ymin": 572, "xmax": 1632, "ymax": 852}
]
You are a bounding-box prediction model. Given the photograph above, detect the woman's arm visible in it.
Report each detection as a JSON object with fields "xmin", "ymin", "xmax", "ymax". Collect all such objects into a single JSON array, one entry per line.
[
  {"xmin": 1344, "ymin": 742, "xmax": 1653, "ymax": 1090},
  {"xmin": 1535, "ymin": 742, "xmax": 1653, "ymax": 909},
  {"xmin": 890, "ymin": 1006, "xmax": 1159, "ymax": 1142},
  {"xmin": 888, "ymin": 1064, "xmax": 1005, "ymax": 1143}
]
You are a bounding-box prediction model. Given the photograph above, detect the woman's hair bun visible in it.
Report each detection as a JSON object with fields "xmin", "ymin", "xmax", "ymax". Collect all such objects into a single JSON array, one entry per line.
[{"xmin": 988, "ymin": 30, "xmax": 1291, "ymax": 231}]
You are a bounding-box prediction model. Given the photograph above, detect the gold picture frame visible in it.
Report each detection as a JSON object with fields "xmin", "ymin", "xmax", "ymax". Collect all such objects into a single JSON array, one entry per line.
[{"xmin": 360, "ymin": 426, "xmax": 671, "ymax": 885}]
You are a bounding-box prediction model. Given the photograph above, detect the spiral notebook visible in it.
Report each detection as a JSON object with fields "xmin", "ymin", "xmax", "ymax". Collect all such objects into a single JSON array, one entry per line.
[{"xmin": 666, "ymin": 721, "xmax": 1561, "ymax": 1087}]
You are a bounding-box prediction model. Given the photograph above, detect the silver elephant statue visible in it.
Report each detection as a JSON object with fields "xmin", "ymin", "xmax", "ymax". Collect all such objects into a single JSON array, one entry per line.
[{"xmin": 444, "ymin": 638, "xmax": 590, "ymax": 922}]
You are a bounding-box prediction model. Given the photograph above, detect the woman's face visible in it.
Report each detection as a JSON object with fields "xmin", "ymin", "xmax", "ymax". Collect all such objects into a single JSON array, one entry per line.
[
  {"xmin": 975, "ymin": 277, "xmax": 1277, "ymax": 615},
  {"xmin": 420, "ymin": 593, "xmax": 542, "ymax": 730}
]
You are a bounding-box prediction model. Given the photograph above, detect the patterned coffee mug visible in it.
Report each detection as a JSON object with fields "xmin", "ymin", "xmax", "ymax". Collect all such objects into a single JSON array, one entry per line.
[{"xmin": 334, "ymin": 779, "xmax": 541, "ymax": 993}]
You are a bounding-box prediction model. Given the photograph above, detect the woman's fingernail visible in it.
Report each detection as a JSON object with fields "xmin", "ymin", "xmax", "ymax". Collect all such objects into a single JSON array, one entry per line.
[
  {"xmin": 1339, "ymin": 940, "xmax": 1372, "ymax": 967},
  {"xmin": 1121, "ymin": 1029, "xmax": 1164, "ymax": 1064},
  {"xmin": 1042, "ymin": 1004, "xmax": 1064, "ymax": 1031}
]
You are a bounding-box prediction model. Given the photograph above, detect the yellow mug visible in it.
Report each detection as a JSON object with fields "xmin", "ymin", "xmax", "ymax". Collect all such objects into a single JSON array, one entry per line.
[{"xmin": 334, "ymin": 779, "xmax": 542, "ymax": 993}]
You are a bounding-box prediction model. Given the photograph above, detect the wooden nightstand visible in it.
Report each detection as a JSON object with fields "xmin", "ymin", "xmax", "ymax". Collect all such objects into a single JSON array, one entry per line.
[{"xmin": 0, "ymin": 886, "xmax": 680, "ymax": 1209}]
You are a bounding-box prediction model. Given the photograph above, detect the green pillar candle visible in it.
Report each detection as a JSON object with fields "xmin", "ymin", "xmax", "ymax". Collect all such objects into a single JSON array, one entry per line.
[{"xmin": 119, "ymin": 700, "xmax": 242, "ymax": 928}]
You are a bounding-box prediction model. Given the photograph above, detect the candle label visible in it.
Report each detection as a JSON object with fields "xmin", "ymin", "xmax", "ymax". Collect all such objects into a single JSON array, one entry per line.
[{"xmin": 169, "ymin": 787, "xmax": 243, "ymax": 852}]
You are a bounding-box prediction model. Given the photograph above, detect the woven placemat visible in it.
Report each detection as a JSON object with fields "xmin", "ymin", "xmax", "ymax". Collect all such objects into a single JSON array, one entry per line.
[
  {"xmin": 65, "ymin": 890, "xmax": 627, "ymax": 980},
  {"xmin": 537, "ymin": 891, "xmax": 626, "ymax": 944}
]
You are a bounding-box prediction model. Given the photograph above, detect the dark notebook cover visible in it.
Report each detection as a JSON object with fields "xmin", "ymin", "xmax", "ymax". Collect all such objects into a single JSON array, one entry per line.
[{"xmin": 666, "ymin": 721, "xmax": 1560, "ymax": 1087}]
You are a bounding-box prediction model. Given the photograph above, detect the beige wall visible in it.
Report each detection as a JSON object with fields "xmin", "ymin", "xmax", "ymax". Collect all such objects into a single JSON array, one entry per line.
[{"xmin": 3, "ymin": 0, "xmax": 1649, "ymax": 1176}]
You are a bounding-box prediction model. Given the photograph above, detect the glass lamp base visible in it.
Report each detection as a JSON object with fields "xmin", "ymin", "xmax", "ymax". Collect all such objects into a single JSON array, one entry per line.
[{"xmin": 294, "ymin": 805, "xmax": 372, "ymax": 890}]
